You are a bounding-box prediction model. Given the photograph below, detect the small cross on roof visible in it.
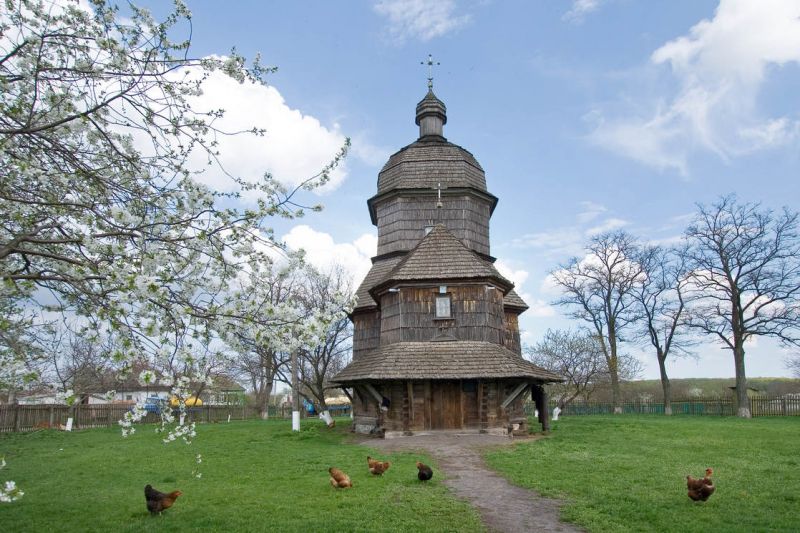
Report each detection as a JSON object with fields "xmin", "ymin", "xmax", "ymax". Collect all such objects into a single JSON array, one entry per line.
[{"xmin": 421, "ymin": 54, "xmax": 440, "ymax": 89}]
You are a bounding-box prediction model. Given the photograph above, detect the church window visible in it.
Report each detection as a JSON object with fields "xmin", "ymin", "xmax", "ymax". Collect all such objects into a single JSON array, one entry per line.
[{"xmin": 435, "ymin": 295, "xmax": 451, "ymax": 318}]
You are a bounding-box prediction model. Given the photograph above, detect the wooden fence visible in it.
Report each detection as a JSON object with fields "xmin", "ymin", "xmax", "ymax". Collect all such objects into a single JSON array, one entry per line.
[
  {"xmin": 522, "ymin": 395, "xmax": 800, "ymax": 417},
  {"xmin": 0, "ymin": 403, "xmax": 351, "ymax": 433}
]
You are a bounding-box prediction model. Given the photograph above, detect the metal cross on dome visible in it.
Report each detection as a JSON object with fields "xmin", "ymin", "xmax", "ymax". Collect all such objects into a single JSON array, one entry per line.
[{"xmin": 421, "ymin": 54, "xmax": 440, "ymax": 89}]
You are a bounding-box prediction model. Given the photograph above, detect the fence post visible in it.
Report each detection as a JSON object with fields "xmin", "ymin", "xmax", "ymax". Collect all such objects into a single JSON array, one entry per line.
[
  {"xmin": 13, "ymin": 404, "xmax": 21, "ymax": 432},
  {"xmin": 107, "ymin": 405, "xmax": 113, "ymax": 427}
]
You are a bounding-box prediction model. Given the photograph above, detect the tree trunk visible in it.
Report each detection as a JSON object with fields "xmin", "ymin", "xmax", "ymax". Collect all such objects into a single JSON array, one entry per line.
[
  {"xmin": 609, "ymin": 355, "xmax": 622, "ymax": 414},
  {"xmin": 608, "ymin": 322, "xmax": 622, "ymax": 414},
  {"xmin": 257, "ymin": 371, "xmax": 275, "ymax": 420},
  {"xmin": 291, "ymin": 350, "xmax": 300, "ymax": 431},
  {"xmin": 261, "ymin": 379, "xmax": 274, "ymax": 420},
  {"xmin": 657, "ymin": 349, "xmax": 672, "ymax": 416},
  {"xmin": 733, "ymin": 342, "xmax": 751, "ymax": 418}
]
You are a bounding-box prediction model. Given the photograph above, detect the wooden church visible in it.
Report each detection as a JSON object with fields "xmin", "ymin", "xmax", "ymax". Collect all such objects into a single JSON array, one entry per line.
[{"xmin": 332, "ymin": 77, "xmax": 563, "ymax": 437}]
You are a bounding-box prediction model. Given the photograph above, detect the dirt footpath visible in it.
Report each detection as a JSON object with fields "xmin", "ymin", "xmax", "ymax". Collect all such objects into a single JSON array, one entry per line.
[{"xmin": 363, "ymin": 433, "xmax": 583, "ymax": 533}]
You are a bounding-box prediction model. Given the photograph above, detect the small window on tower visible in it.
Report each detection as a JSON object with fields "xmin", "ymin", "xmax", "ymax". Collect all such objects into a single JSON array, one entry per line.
[{"xmin": 435, "ymin": 295, "xmax": 451, "ymax": 318}]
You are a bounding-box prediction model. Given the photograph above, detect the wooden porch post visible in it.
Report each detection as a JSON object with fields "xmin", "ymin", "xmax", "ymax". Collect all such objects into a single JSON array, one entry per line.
[
  {"xmin": 403, "ymin": 380, "xmax": 412, "ymax": 435},
  {"xmin": 478, "ymin": 380, "xmax": 488, "ymax": 433},
  {"xmin": 540, "ymin": 386, "xmax": 550, "ymax": 432},
  {"xmin": 531, "ymin": 384, "xmax": 550, "ymax": 433}
]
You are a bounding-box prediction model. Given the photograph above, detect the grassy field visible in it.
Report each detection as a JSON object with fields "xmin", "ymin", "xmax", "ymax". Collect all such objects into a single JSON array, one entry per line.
[
  {"xmin": 0, "ymin": 419, "xmax": 482, "ymax": 533},
  {"xmin": 3, "ymin": 416, "xmax": 799, "ymax": 532},
  {"xmin": 487, "ymin": 416, "xmax": 800, "ymax": 533}
]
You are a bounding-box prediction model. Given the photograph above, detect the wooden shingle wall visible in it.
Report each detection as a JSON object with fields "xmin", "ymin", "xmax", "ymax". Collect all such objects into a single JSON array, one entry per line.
[
  {"xmin": 503, "ymin": 312, "xmax": 522, "ymax": 355},
  {"xmin": 375, "ymin": 195, "xmax": 491, "ymax": 256},
  {"xmin": 351, "ymin": 311, "xmax": 381, "ymax": 360},
  {"xmin": 378, "ymin": 285, "xmax": 506, "ymax": 345},
  {"xmin": 379, "ymin": 292, "xmax": 402, "ymax": 344}
]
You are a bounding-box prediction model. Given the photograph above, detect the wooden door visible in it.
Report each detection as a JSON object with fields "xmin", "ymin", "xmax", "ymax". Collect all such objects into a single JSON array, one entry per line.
[{"xmin": 429, "ymin": 381, "xmax": 462, "ymax": 430}]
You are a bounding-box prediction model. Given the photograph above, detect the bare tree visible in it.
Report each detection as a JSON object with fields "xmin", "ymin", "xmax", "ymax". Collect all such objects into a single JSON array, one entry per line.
[
  {"xmin": 525, "ymin": 329, "xmax": 606, "ymax": 407},
  {"xmin": 551, "ymin": 231, "xmax": 644, "ymax": 413},
  {"xmin": 684, "ymin": 195, "xmax": 800, "ymax": 418},
  {"xmin": 633, "ymin": 244, "xmax": 696, "ymax": 415},
  {"xmin": 50, "ymin": 333, "xmax": 118, "ymax": 401},
  {"xmin": 234, "ymin": 345, "xmax": 289, "ymax": 419},
  {"xmin": 786, "ymin": 353, "xmax": 800, "ymax": 378}
]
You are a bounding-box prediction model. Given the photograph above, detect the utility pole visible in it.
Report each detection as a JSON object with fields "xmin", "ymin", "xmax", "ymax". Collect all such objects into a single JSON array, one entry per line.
[{"xmin": 291, "ymin": 349, "xmax": 300, "ymax": 431}]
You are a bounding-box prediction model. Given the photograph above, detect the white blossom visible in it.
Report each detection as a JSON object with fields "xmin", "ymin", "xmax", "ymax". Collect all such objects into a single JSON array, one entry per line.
[
  {"xmin": 138, "ymin": 370, "xmax": 157, "ymax": 387},
  {"xmin": 0, "ymin": 459, "xmax": 23, "ymax": 503}
]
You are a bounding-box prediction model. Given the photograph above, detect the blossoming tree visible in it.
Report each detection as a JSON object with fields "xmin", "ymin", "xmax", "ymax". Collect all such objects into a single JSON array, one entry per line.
[{"xmin": 1, "ymin": 0, "xmax": 349, "ymax": 490}]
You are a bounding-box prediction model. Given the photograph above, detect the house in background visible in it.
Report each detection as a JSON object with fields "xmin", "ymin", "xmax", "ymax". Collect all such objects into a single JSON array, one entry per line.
[
  {"xmin": 105, "ymin": 372, "xmax": 245, "ymax": 406},
  {"xmin": 206, "ymin": 375, "xmax": 246, "ymax": 405},
  {"xmin": 9, "ymin": 370, "xmax": 245, "ymax": 406}
]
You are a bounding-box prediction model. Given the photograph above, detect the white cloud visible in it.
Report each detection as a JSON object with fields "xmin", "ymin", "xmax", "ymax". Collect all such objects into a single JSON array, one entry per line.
[
  {"xmin": 738, "ymin": 118, "xmax": 799, "ymax": 151},
  {"xmin": 576, "ymin": 200, "xmax": 608, "ymax": 223},
  {"xmin": 509, "ymin": 202, "xmax": 628, "ymax": 257},
  {"xmin": 585, "ymin": 217, "xmax": 629, "ymax": 236},
  {"xmin": 281, "ymin": 225, "xmax": 376, "ymax": 286},
  {"xmin": 350, "ymin": 133, "xmax": 393, "ymax": 167},
  {"xmin": 374, "ymin": 0, "xmax": 471, "ymax": 43},
  {"xmin": 510, "ymin": 227, "xmax": 584, "ymax": 258},
  {"xmin": 588, "ymin": 0, "xmax": 800, "ymax": 173},
  {"xmin": 585, "ymin": 107, "xmax": 691, "ymax": 174},
  {"xmin": 495, "ymin": 260, "xmax": 556, "ymax": 318},
  {"xmin": 563, "ymin": 0, "xmax": 604, "ymax": 23},
  {"xmin": 494, "ymin": 259, "xmax": 529, "ymax": 289},
  {"xmin": 539, "ymin": 273, "xmax": 563, "ymax": 297},
  {"xmin": 525, "ymin": 298, "xmax": 557, "ymax": 318},
  {"xmin": 184, "ymin": 69, "xmax": 349, "ymax": 195}
]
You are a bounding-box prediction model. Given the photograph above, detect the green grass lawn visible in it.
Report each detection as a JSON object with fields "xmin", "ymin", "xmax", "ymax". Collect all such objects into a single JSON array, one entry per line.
[
  {"xmin": 0, "ymin": 419, "xmax": 482, "ymax": 533},
  {"xmin": 486, "ymin": 416, "xmax": 800, "ymax": 533},
  {"xmin": 3, "ymin": 415, "xmax": 798, "ymax": 532}
]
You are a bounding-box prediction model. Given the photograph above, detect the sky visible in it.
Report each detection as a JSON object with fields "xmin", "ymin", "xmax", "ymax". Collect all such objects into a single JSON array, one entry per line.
[{"xmin": 144, "ymin": 0, "xmax": 800, "ymax": 380}]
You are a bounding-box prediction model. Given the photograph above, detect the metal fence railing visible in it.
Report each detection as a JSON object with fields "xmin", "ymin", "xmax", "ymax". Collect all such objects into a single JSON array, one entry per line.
[{"xmin": 522, "ymin": 396, "xmax": 800, "ymax": 417}]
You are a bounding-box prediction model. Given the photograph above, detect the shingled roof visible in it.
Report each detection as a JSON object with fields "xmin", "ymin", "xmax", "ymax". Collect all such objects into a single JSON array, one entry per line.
[
  {"xmin": 332, "ymin": 341, "xmax": 563, "ymax": 382},
  {"xmin": 353, "ymin": 255, "xmax": 403, "ymax": 311},
  {"xmin": 371, "ymin": 225, "xmax": 512, "ymax": 295},
  {"xmin": 503, "ymin": 288, "xmax": 529, "ymax": 311},
  {"xmin": 377, "ymin": 138, "xmax": 487, "ymax": 195}
]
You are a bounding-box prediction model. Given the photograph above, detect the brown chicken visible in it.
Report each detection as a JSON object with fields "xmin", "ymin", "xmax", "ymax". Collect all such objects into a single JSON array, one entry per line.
[
  {"xmin": 329, "ymin": 467, "xmax": 353, "ymax": 488},
  {"xmin": 144, "ymin": 484, "xmax": 182, "ymax": 514},
  {"xmin": 416, "ymin": 461, "xmax": 433, "ymax": 481},
  {"xmin": 687, "ymin": 468, "xmax": 715, "ymax": 501},
  {"xmin": 367, "ymin": 456, "xmax": 391, "ymax": 476}
]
